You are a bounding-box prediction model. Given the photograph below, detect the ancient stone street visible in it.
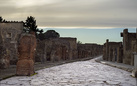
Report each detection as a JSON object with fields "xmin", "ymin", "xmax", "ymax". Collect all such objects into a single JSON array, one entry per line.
[{"xmin": 0, "ymin": 56, "xmax": 136, "ymax": 86}]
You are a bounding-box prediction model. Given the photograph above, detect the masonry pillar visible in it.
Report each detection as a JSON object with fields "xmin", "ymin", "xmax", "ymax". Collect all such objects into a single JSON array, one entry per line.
[
  {"xmin": 16, "ymin": 32, "xmax": 37, "ymax": 76},
  {"xmin": 132, "ymin": 30, "xmax": 137, "ymax": 77},
  {"xmin": 103, "ymin": 45, "xmax": 106, "ymax": 60},
  {"xmin": 123, "ymin": 29, "xmax": 129, "ymax": 64},
  {"xmin": 106, "ymin": 39, "xmax": 109, "ymax": 61},
  {"xmin": 117, "ymin": 47, "xmax": 123, "ymax": 63},
  {"xmin": 132, "ymin": 52, "xmax": 137, "ymax": 77}
]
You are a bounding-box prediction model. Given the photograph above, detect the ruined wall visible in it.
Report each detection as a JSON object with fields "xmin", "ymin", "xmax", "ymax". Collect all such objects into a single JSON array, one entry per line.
[
  {"xmin": 103, "ymin": 39, "xmax": 123, "ymax": 63},
  {"xmin": 121, "ymin": 29, "xmax": 136, "ymax": 65},
  {"xmin": 60, "ymin": 37, "xmax": 77, "ymax": 59},
  {"xmin": 36, "ymin": 37, "xmax": 102, "ymax": 63},
  {"xmin": 77, "ymin": 44, "xmax": 103, "ymax": 58},
  {"xmin": 0, "ymin": 22, "xmax": 23, "ymax": 65},
  {"xmin": 35, "ymin": 40, "xmax": 47, "ymax": 63},
  {"xmin": 0, "ymin": 34, "xmax": 10, "ymax": 68},
  {"xmin": 36, "ymin": 37, "xmax": 77, "ymax": 62}
]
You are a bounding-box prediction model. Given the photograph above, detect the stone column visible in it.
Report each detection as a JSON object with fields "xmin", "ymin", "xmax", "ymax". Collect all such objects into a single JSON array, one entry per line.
[
  {"xmin": 132, "ymin": 52, "xmax": 137, "ymax": 77},
  {"xmin": 106, "ymin": 39, "xmax": 109, "ymax": 61},
  {"xmin": 16, "ymin": 33, "xmax": 36, "ymax": 76},
  {"xmin": 103, "ymin": 45, "xmax": 106, "ymax": 60}
]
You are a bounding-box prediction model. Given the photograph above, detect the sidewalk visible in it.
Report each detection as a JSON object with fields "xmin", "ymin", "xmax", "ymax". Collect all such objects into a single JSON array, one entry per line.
[{"xmin": 95, "ymin": 56, "xmax": 134, "ymax": 72}]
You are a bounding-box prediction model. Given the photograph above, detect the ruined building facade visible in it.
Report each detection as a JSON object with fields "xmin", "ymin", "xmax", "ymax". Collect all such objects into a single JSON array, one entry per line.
[
  {"xmin": 103, "ymin": 29, "xmax": 137, "ymax": 66},
  {"xmin": 121, "ymin": 29, "xmax": 137, "ymax": 65},
  {"xmin": 103, "ymin": 39, "xmax": 123, "ymax": 63},
  {"xmin": 36, "ymin": 37, "xmax": 78, "ymax": 62},
  {"xmin": 78, "ymin": 44, "xmax": 102, "ymax": 58},
  {"xmin": 36, "ymin": 39, "xmax": 103, "ymax": 63},
  {"xmin": 0, "ymin": 22, "xmax": 103, "ymax": 69},
  {"xmin": 0, "ymin": 22, "xmax": 23, "ymax": 68}
]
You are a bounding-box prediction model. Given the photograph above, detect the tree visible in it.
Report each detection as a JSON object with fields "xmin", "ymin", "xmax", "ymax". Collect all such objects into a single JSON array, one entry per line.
[
  {"xmin": 44, "ymin": 30, "xmax": 60, "ymax": 39},
  {"xmin": 37, "ymin": 30, "xmax": 60, "ymax": 40},
  {"xmin": 24, "ymin": 16, "xmax": 38, "ymax": 33},
  {"xmin": 77, "ymin": 40, "xmax": 82, "ymax": 44},
  {"xmin": 0, "ymin": 16, "xmax": 3, "ymax": 22}
]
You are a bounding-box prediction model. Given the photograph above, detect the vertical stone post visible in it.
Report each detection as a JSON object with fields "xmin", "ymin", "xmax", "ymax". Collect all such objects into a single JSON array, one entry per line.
[
  {"xmin": 103, "ymin": 44, "xmax": 106, "ymax": 60},
  {"xmin": 123, "ymin": 29, "xmax": 128, "ymax": 64},
  {"xmin": 134, "ymin": 53, "xmax": 137, "ymax": 68},
  {"xmin": 132, "ymin": 52, "xmax": 137, "ymax": 77},
  {"xmin": 106, "ymin": 39, "xmax": 109, "ymax": 61},
  {"xmin": 16, "ymin": 32, "xmax": 36, "ymax": 76},
  {"xmin": 132, "ymin": 30, "xmax": 137, "ymax": 77},
  {"xmin": 117, "ymin": 47, "xmax": 123, "ymax": 63}
]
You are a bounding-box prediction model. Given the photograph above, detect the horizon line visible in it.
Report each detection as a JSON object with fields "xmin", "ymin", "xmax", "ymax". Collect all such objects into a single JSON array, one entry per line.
[{"xmin": 38, "ymin": 27, "xmax": 136, "ymax": 30}]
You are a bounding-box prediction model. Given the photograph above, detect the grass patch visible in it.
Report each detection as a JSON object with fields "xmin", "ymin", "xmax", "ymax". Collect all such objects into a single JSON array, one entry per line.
[{"xmin": 30, "ymin": 72, "xmax": 38, "ymax": 76}]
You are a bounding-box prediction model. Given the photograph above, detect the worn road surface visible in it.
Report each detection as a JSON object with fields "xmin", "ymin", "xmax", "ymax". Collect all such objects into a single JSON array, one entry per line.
[{"xmin": 0, "ymin": 56, "xmax": 136, "ymax": 86}]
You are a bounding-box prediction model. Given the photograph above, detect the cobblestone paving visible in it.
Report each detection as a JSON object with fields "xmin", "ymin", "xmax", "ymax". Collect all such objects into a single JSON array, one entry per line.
[{"xmin": 0, "ymin": 56, "xmax": 136, "ymax": 86}]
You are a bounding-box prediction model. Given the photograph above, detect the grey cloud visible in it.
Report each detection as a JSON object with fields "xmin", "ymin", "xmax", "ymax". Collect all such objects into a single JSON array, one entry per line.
[{"xmin": 0, "ymin": 0, "xmax": 137, "ymax": 27}]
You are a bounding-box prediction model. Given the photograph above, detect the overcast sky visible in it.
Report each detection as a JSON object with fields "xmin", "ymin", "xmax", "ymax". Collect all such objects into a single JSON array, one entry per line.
[
  {"xmin": 0, "ymin": 0, "xmax": 137, "ymax": 28},
  {"xmin": 0, "ymin": 0, "xmax": 137, "ymax": 44}
]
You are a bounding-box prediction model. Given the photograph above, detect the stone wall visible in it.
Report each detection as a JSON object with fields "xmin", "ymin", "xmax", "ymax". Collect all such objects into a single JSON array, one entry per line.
[
  {"xmin": 103, "ymin": 39, "xmax": 123, "ymax": 63},
  {"xmin": 60, "ymin": 37, "xmax": 77, "ymax": 59},
  {"xmin": 36, "ymin": 37, "xmax": 77, "ymax": 63},
  {"xmin": 77, "ymin": 43, "xmax": 103, "ymax": 58},
  {"xmin": 121, "ymin": 29, "xmax": 136, "ymax": 65},
  {"xmin": 0, "ymin": 22, "xmax": 23, "ymax": 65},
  {"xmin": 36, "ymin": 37, "xmax": 103, "ymax": 63},
  {"xmin": 103, "ymin": 29, "xmax": 137, "ymax": 66},
  {"xmin": 0, "ymin": 38, "xmax": 10, "ymax": 68}
]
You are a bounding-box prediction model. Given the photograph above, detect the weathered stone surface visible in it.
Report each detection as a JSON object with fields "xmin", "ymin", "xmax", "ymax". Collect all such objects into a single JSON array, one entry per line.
[
  {"xmin": 103, "ymin": 39, "xmax": 123, "ymax": 62},
  {"xmin": 0, "ymin": 22, "xmax": 23, "ymax": 65},
  {"xmin": 36, "ymin": 37, "xmax": 77, "ymax": 62},
  {"xmin": 117, "ymin": 47, "xmax": 123, "ymax": 63},
  {"xmin": 103, "ymin": 29, "xmax": 137, "ymax": 66},
  {"xmin": 121, "ymin": 29, "xmax": 136, "ymax": 65},
  {"xmin": 36, "ymin": 38, "xmax": 102, "ymax": 62},
  {"xmin": 77, "ymin": 44, "xmax": 103, "ymax": 58},
  {"xmin": 0, "ymin": 33, "xmax": 10, "ymax": 69},
  {"xmin": 16, "ymin": 33, "xmax": 36, "ymax": 76},
  {"xmin": 0, "ymin": 45, "xmax": 10, "ymax": 69}
]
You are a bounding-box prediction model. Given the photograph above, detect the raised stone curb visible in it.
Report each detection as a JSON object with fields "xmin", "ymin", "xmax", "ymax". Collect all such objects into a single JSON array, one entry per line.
[{"xmin": 95, "ymin": 56, "xmax": 134, "ymax": 72}]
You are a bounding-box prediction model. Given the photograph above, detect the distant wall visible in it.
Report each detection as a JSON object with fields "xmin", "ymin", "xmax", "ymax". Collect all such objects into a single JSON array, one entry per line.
[{"xmin": 77, "ymin": 44, "xmax": 103, "ymax": 58}]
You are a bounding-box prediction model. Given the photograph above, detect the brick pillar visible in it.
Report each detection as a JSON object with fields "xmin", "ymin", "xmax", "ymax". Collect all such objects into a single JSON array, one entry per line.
[{"xmin": 16, "ymin": 33, "xmax": 37, "ymax": 76}]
